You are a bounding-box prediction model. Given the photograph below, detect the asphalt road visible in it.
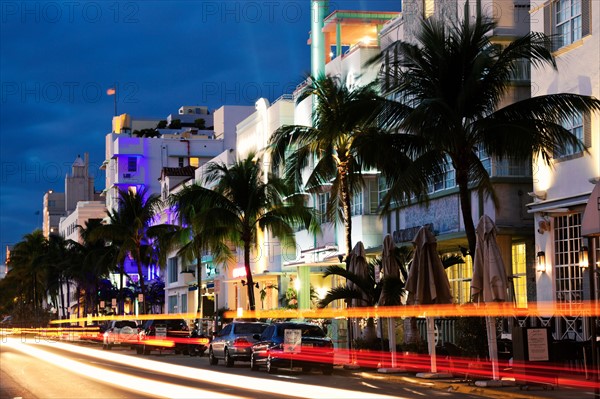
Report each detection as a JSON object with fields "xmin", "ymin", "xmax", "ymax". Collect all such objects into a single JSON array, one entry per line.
[{"xmin": 0, "ymin": 337, "xmax": 483, "ymax": 399}]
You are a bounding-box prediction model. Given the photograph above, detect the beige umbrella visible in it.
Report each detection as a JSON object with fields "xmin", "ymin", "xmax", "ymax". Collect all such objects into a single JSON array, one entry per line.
[
  {"xmin": 345, "ymin": 241, "xmax": 368, "ymax": 365},
  {"xmin": 379, "ymin": 234, "xmax": 401, "ymax": 368},
  {"xmin": 471, "ymin": 215, "xmax": 508, "ymax": 381},
  {"xmin": 348, "ymin": 241, "xmax": 369, "ymax": 307},
  {"xmin": 406, "ymin": 227, "xmax": 452, "ymax": 373}
]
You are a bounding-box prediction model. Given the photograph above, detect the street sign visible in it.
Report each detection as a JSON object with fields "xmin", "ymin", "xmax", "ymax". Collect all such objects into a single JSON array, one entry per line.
[{"xmin": 284, "ymin": 329, "xmax": 302, "ymax": 353}]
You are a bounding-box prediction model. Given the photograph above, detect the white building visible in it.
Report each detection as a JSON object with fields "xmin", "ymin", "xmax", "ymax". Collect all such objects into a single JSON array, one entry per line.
[{"xmin": 529, "ymin": 0, "xmax": 599, "ymax": 341}]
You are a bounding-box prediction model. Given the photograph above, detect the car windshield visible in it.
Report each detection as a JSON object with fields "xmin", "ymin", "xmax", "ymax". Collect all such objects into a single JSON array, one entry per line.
[
  {"xmin": 233, "ymin": 323, "xmax": 267, "ymax": 334},
  {"xmin": 276, "ymin": 324, "xmax": 325, "ymax": 338},
  {"xmin": 114, "ymin": 321, "xmax": 137, "ymax": 329}
]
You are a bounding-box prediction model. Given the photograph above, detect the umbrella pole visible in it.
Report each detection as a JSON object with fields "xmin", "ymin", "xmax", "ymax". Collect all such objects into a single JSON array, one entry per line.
[
  {"xmin": 485, "ymin": 315, "xmax": 500, "ymax": 380},
  {"xmin": 388, "ymin": 317, "xmax": 397, "ymax": 368},
  {"xmin": 426, "ymin": 317, "xmax": 437, "ymax": 373}
]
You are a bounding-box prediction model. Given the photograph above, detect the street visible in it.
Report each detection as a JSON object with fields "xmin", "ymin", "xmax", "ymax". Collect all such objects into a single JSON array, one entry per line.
[{"xmin": 0, "ymin": 337, "xmax": 483, "ymax": 399}]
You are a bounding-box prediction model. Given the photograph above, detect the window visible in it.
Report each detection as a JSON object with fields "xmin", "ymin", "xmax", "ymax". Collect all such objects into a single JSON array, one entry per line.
[
  {"xmin": 127, "ymin": 157, "xmax": 137, "ymax": 172},
  {"xmin": 180, "ymin": 293, "xmax": 187, "ymax": 313},
  {"xmin": 168, "ymin": 257, "xmax": 178, "ymax": 284},
  {"xmin": 545, "ymin": 0, "xmax": 591, "ymax": 51},
  {"xmin": 178, "ymin": 157, "xmax": 185, "ymax": 167},
  {"xmin": 318, "ymin": 192, "xmax": 330, "ymax": 224},
  {"xmin": 168, "ymin": 295, "xmax": 177, "ymax": 313},
  {"xmin": 447, "ymin": 253, "xmax": 473, "ymax": 304},
  {"xmin": 351, "ymin": 190, "xmax": 363, "ymax": 216},
  {"xmin": 511, "ymin": 243, "xmax": 528, "ymax": 308},
  {"xmin": 369, "ymin": 179, "xmax": 380, "ymax": 214},
  {"xmin": 554, "ymin": 111, "xmax": 591, "ymax": 158},
  {"xmin": 554, "ymin": 213, "xmax": 584, "ymax": 303},
  {"xmin": 190, "ymin": 157, "xmax": 199, "ymax": 167}
]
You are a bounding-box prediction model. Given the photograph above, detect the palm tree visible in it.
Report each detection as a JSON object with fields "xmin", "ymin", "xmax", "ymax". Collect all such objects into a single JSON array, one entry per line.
[
  {"xmin": 7, "ymin": 230, "xmax": 49, "ymax": 320},
  {"xmin": 269, "ymin": 75, "xmax": 383, "ymax": 258},
  {"xmin": 92, "ymin": 188, "xmax": 163, "ymax": 314},
  {"xmin": 175, "ymin": 153, "xmax": 317, "ymax": 311},
  {"xmin": 168, "ymin": 185, "xmax": 232, "ymax": 318},
  {"xmin": 318, "ymin": 255, "xmax": 407, "ymax": 341},
  {"xmin": 367, "ymin": 13, "xmax": 600, "ymax": 256}
]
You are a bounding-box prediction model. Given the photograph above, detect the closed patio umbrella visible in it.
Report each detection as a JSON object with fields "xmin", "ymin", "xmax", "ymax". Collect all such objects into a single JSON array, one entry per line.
[
  {"xmin": 379, "ymin": 234, "xmax": 401, "ymax": 368},
  {"xmin": 471, "ymin": 214, "xmax": 509, "ymax": 381},
  {"xmin": 406, "ymin": 227, "xmax": 452, "ymax": 374},
  {"xmin": 346, "ymin": 241, "xmax": 368, "ymax": 365}
]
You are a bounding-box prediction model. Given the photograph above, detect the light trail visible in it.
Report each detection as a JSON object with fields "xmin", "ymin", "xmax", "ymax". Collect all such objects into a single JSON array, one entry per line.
[
  {"xmin": 46, "ymin": 300, "xmax": 600, "ymax": 325},
  {"xmin": 5, "ymin": 338, "xmax": 246, "ymax": 399},
  {"xmin": 6, "ymin": 338, "xmax": 405, "ymax": 399}
]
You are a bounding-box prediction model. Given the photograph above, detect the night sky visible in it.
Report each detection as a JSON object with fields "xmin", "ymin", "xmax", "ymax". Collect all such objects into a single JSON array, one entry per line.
[{"xmin": 0, "ymin": 1, "xmax": 401, "ymax": 259}]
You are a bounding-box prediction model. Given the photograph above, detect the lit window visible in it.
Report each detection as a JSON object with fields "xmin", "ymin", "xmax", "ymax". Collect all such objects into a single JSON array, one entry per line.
[
  {"xmin": 511, "ymin": 243, "xmax": 528, "ymax": 308},
  {"xmin": 447, "ymin": 254, "xmax": 472, "ymax": 304},
  {"xmin": 190, "ymin": 157, "xmax": 199, "ymax": 167}
]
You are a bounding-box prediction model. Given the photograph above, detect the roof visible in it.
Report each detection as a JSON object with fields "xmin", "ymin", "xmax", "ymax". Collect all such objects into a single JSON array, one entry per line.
[{"xmin": 160, "ymin": 166, "xmax": 197, "ymax": 178}]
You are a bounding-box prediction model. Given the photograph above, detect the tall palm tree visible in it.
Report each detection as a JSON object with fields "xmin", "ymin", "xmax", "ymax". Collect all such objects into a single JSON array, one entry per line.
[
  {"xmin": 93, "ymin": 188, "xmax": 163, "ymax": 314},
  {"xmin": 269, "ymin": 75, "xmax": 383, "ymax": 258},
  {"xmin": 176, "ymin": 153, "xmax": 317, "ymax": 311},
  {"xmin": 8, "ymin": 230, "xmax": 49, "ymax": 319},
  {"xmin": 366, "ymin": 13, "xmax": 600, "ymax": 255},
  {"xmin": 167, "ymin": 186, "xmax": 231, "ymax": 317},
  {"xmin": 70, "ymin": 219, "xmax": 118, "ymax": 316}
]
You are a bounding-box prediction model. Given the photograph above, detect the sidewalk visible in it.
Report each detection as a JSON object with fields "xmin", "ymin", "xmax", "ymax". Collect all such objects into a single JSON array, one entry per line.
[{"xmin": 341, "ymin": 367, "xmax": 597, "ymax": 399}]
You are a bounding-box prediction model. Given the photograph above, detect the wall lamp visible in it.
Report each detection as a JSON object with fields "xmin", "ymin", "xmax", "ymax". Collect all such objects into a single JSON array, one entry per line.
[
  {"xmin": 580, "ymin": 246, "xmax": 589, "ymax": 268},
  {"xmin": 241, "ymin": 280, "xmax": 259, "ymax": 289},
  {"xmin": 537, "ymin": 251, "xmax": 547, "ymax": 273}
]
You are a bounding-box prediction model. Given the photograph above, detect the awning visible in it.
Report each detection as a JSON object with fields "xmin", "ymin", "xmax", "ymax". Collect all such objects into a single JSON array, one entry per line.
[
  {"xmin": 582, "ymin": 182, "xmax": 600, "ymax": 237},
  {"xmin": 527, "ymin": 192, "xmax": 591, "ymax": 214}
]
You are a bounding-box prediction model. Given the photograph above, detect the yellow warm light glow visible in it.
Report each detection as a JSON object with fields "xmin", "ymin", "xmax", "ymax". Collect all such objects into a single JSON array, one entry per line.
[{"xmin": 533, "ymin": 154, "xmax": 553, "ymax": 192}]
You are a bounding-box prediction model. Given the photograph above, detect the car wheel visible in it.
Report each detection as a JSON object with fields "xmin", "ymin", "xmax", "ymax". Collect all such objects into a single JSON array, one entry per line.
[
  {"xmin": 322, "ymin": 366, "xmax": 334, "ymax": 375},
  {"xmin": 250, "ymin": 353, "xmax": 259, "ymax": 371},
  {"xmin": 208, "ymin": 348, "xmax": 218, "ymax": 365},
  {"xmin": 224, "ymin": 348, "xmax": 234, "ymax": 367},
  {"xmin": 266, "ymin": 355, "xmax": 277, "ymax": 374}
]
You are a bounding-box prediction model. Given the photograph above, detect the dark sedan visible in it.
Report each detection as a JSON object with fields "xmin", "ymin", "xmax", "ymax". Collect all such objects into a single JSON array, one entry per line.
[{"xmin": 250, "ymin": 322, "xmax": 334, "ymax": 375}]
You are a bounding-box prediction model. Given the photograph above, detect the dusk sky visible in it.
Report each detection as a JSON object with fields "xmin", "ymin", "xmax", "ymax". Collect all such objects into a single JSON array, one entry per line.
[{"xmin": 0, "ymin": 1, "xmax": 401, "ymax": 259}]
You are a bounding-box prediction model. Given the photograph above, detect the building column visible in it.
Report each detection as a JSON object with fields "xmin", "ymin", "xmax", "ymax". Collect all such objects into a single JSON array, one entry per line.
[{"xmin": 297, "ymin": 266, "xmax": 311, "ymax": 310}]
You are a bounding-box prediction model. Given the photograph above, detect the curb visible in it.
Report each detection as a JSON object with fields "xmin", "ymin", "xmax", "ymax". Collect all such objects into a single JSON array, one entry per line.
[{"xmin": 352, "ymin": 370, "xmax": 557, "ymax": 399}]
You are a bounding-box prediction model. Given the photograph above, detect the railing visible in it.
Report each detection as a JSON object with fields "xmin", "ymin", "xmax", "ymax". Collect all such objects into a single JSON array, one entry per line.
[{"xmin": 416, "ymin": 317, "xmax": 457, "ymax": 346}]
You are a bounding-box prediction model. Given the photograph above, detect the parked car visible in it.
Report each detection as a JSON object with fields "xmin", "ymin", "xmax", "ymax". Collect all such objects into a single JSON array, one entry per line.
[
  {"xmin": 250, "ymin": 322, "xmax": 334, "ymax": 375},
  {"xmin": 208, "ymin": 321, "xmax": 269, "ymax": 367},
  {"xmin": 102, "ymin": 320, "xmax": 140, "ymax": 350},
  {"xmin": 137, "ymin": 318, "xmax": 190, "ymax": 355}
]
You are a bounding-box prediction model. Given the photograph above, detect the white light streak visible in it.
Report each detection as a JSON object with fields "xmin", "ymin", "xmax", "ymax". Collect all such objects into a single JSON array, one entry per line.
[{"xmin": 9, "ymin": 338, "xmax": 404, "ymax": 398}]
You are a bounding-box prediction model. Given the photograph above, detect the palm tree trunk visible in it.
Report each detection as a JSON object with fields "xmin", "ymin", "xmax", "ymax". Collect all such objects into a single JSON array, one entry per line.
[
  {"xmin": 243, "ymin": 237, "xmax": 256, "ymax": 311},
  {"xmin": 135, "ymin": 247, "xmax": 147, "ymax": 314},
  {"xmin": 456, "ymin": 169, "xmax": 477, "ymax": 256},
  {"xmin": 119, "ymin": 263, "xmax": 124, "ymax": 314},
  {"xmin": 59, "ymin": 276, "xmax": 66, "ymax": 319},
  {"xmin": 340, "ymin": 166, "xmax": 353, "ymax": 258},
  {"xmin": 196, "ymin": 254, "xmax": 202, "ymax": 317}
]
